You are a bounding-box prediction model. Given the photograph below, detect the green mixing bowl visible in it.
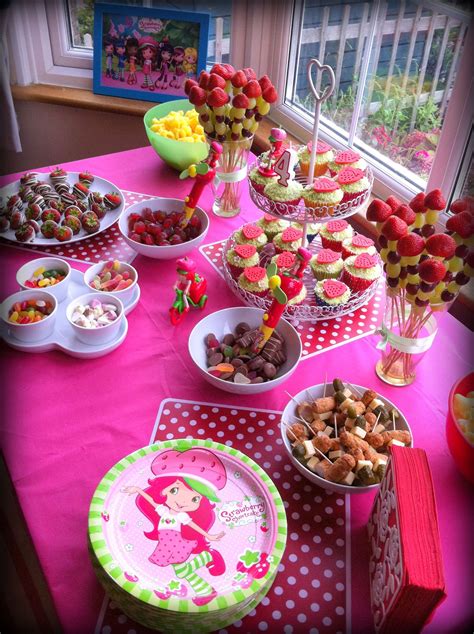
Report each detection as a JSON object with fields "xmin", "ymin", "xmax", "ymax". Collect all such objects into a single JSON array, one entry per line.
[{"xmin": 144, "ymin": 99, "xmax": 208, "ymax": 172}]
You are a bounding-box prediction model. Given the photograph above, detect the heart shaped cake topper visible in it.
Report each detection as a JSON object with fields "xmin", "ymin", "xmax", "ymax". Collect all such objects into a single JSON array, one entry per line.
[
  {"xmin": 276, "ymin": 251, "xmax": 296, "ymax": 268},
  {"xmin": 235, "ymin": 244, "xmax": 257, "ymax": 258},
  {"xmin": 326, "ymin": 219, "xmax": 348, "ymax": 233},
  {"xmin": 335, "ymin": 150, "xmax": 360, "ymax": 165},
  {"xmin": 354, "ymin": 253, "xmax": 378, "ymax": 269},
  {"xmin": 243, "ymin": 266, "xmax": 266, "ymax": 282},
  {"xmin": 337, "ymin": 167, "xmax": 365, "ymax": 185},
  {"xmin": 281, "ymin": 227, "xmax": 303, "ymax": 243},
  {"xmin": 352, "ymin": 234, "xmax": 374, "ymax": 248},
  {"xmin": 263, "ymin": 213, "xmax": 278, "ymax": 222},
  {"xmin": 307, "ymin": 58, "xmax": 336, "ymax": 103},
  {"xmin": 313, "ymin": 177, "xmax": 339, "ymax": 193},
  {"xmin": 317, "ymin": 248, "xmax": 341, "ymax": 264},
  {"xmin": 307, "ymin": 140, "xmax": 332, "ymax": 154},
  {"xmin": 242, "ymin": 224, "xmax": 263, "ymax": 240},
  {"xmin": 323, "ymin": 279, "xmax": 347, "ymax": 298}
]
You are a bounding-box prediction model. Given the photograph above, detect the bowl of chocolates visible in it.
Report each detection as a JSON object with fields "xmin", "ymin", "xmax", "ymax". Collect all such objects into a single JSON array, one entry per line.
[
  {"xmin": 118, "ymin": 197, "xmax": 209, "ymax": 260},
  {"xmin": 188, "ymin": 306, "xmax": 302, "ymax": 394}
]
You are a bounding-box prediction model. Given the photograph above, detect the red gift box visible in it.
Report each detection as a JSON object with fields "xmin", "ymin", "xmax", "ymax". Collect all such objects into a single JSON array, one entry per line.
[{"xmin": 368, "ymin": 446, "xmax": 447, "ymax": 633}]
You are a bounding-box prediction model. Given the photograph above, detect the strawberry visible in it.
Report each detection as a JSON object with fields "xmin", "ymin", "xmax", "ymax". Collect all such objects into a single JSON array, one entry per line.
[
  {"xmin": 207, "ymin": 73, "xmax": 226, "ymax": 90},
  {"xmin": 258, "ymin": 75, "xmax": 272, "ymax": 92},
  {"xmin": 210, "ymin": 63, "xmax": 232, "ymax": 79},
  {"xmin": 207, "ymin": 87, "xmax": 229, "ymax": 108},
  {"xmin": 385, "ymin": 195, "xmax": 402, "ymax": 212},
  {"xmin": 198, "ymin": 70, "xmax": 210, "ymax": 89},
  {"xmin": 184, "ymin": 78, "xmax": 198, "ymax": 95},
  {"xmin": 222, "ymin": 63, "xmax": 235, "ymax": 75},
  {"xmin": 231, "ymin": 70, "xmax": 247, "ymax": 88},
  {"xmin": 394, "ymin": 204, "xmax": 415, "ymax": 225},
  {"xmin": 409, "ymin": 192, "xmax": 426, "ymax": 214},
  {"xmin": 63, "ymin": 215, "xmax": 81, "ymax": 234},
  {"xmin": 232, "ymin": 93, "xmax": 249, "ymax": 109},
  {"xmin": 54, "ymin": 225, "xmax": 73, "ymax": 242},
  {"xmin": 446, "ymin": 211, "xmax": 474, "ymax": 239},
  {"xmin": 243, "ymin": 67, "xmax": 257, "ymax": 81},
  {"xmin": 262, "ymin": 85, "xmax": 278, "ymax": 103},
  {"xmin": 15, "ymin": 223, "xmax": 35, "ymax": 243},
  {"xmin": 382, "ymin": 216, "xmax": 408, "ymax": 240},
  {"xmin": 397, "ymin": 233, "xmax": 425, "ymax": 257},
  {"xmin": 189, "ymin": 85, "xmax": 207, "ymax": 107},
  {"xmin": 366, "ymin": 199, "xmax": 392, "ymax": 223},
  {"xmin": 425, "ymin": 188, "xmax": 446, "ymax": 211},
  {"xmin": 79, "ymin": 171, "xmax": 94, "ymax": 184},
  {"xmin": 449, "ymin": 198, "xmax": 467, "ymax": 214},
  {"xmin": 243, "ymin": 79, "xmax": 262, "ymax": 99},
  {"xmin": 419, "ymin": 258, "xmax": 447, "ymax": 283},
  {"xmin": 41, "ymin": 208, "xmax": 61, "ymax": 223},
  {"xmin": 425, "ymin": 233, "xmax": 456, "ymax": 259},
  {"xmin": 40, "ymin": 219, "xmax": 58, "ymax": 238},
  {"xmin": 81, "ymin": 211, "xmax": 100, "ymax": 234},
  {"xmin": 104, "ymin": 192, "xmax": 121, "ymax": 209}
]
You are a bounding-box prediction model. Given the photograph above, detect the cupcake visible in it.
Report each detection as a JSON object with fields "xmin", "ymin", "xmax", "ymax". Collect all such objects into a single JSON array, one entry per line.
[
  {"xmin": 273, "ymin": 227, "xmax": 303, "ymax": 253},
  {"xmin": 337, "ymin": 167, "xmax": 370, "ymax": 203},
  {"xmin": 288, "ymin": 284, "xmax": 307, "ymax": 306},
  {"xmin": 319, "ymin": 219, "xmax": 354, "ymax": 252},
  {"xmin": 328, "ymin": 149, "xmax": 367, "ymax": 176},
  {"xmin": 342, "ymin": 253, "xmax": 382, "ymax": 292},
  {"xmin": 263, "ymin": 180, "xmax": 303, "ymax": 208},
  {"xmin": 257, "ymin": 213, "xmax": 290, "ymax": 239},
  {"xmin": 249, "ymin": 165, "xmax": 277, "ymax": 194},
  {"xmin": 270, "ymin": 251, "xmax": 297, "ymax": 273},
  {"xmin": 341, "ymin": 233, "xmax": 376, "ymax": 260},
  {"xmin": 226, "ymin": 244, "xmax": 260, "ymax": 278},
  {"xmin": 310, "ymin": 249, "xmax": 343, "ymax": 281},
  {"xmin": 233, "ymin": 223, "xmax": 268, "ymax": 250},
  {"xmin": 302, "ymin": 177, "xmax": 343, "ymax": 217},
  {"xmin": 238, "ymin": 266, "xmax": 269, "ymax": 297},
  {"xmin": 315, "ymin": 279, "xmax": 351, "ymax": 307},
  {"xmin": 297, "ymin": 140, "xmax": 334, "ymax": 177}
]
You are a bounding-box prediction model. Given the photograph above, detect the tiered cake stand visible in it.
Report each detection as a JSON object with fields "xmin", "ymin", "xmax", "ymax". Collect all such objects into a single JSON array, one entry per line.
[{"xmin": 222, "ymin": 58, "xmax": 381, "ymax": 322}]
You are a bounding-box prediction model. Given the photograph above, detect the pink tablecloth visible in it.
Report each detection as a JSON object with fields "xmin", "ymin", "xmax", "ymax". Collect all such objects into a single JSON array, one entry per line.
[{"xmin": 1, "ymin": 147, "xmax": 473, "ymax": 633}]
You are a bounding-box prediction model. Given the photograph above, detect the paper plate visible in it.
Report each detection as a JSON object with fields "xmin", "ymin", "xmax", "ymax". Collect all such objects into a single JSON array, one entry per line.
[{"xmin": 88, "ymin": 438, "xmax": 287, "ymax": 618}]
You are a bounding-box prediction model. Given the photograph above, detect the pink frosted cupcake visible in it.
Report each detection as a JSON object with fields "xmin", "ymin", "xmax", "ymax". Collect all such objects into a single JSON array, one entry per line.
[
  {"xmin": 233, "ymin": 223, "xmax": 268, "ymax": 250},
  {"xmin": 226, "ymin": 244, "xmax": 259, "ymax": 278},
  {"xmin": 249, "ymin": 164, "xmax": 277, "ymax": 193},
  {"xmin": 319, "ymin": 219, "xmax": 353, "ymax": 252},
  {"xmin": 270, "ymin": 250, "xmax": 297, "ymax": 273},
  {"xmin": 273, "ymin": 226, "xmax": 303, "ymax": 254},
  {"xmin": 341, "ymin": 233, "xmax": 376, "ymax": 260},
  {"xmin": 328, "ymin": 149, "xmax": 367, "ymax": 176},
  {"xmin": 336, "ymin": 167, "xmax": 370, "ymax": 203},
  {"xmin": 238, "ymin": 266, "xmax": 269, "ymax": 297},
  {"xmin": 342, "ymin": 253, "xmax": 382, "ymax": 292}
]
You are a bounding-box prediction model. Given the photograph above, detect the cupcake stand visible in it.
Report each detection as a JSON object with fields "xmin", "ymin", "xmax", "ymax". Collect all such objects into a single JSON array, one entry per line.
[{"xmin": 222, "ymin": 58, "xmax": 379, "ymax": 321}]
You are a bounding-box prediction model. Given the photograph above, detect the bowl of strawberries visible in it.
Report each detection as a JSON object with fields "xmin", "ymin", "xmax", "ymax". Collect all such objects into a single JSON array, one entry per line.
[{"xmin": 118, "ymin": 197, "xmax": 209, "ymax": 259}]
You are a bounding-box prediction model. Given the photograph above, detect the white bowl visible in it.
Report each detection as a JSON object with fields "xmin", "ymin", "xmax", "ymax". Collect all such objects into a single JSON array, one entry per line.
[
  {"xmin": 188, "ymin": 306, "xmax": 302, "ymax": 395},
  {"xmin": 1, "ymin": 290, "xmax": 57, "ymax": 342},
  {"xmin": 280, "ymin": 383, "xmax": 413, "ymax": 494},
  {"xmin": 66, "ymin": 292, "xmax": 124, "ymax": 346},
  {"xmin": 118, "ymin": 197, "xmax": 209, "ymax": 260},
  {"xmin": 16, "ymin": 257, "xmax": 71, "ymax": 303},
  {"xmin": 84, "ymin": 261, "xmax": 138, "ymax": 304}
]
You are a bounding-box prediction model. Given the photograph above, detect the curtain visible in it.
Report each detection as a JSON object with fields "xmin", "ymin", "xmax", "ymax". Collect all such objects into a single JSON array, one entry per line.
[{"xmin": 0, "ymin": 1, "xmax": 22, "ymax": 152}]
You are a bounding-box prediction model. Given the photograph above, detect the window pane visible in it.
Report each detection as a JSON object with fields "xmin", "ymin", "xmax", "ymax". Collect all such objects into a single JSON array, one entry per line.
[{"xmin": 65, "ymin": 0, "xmax": 231, "ymax": 65}]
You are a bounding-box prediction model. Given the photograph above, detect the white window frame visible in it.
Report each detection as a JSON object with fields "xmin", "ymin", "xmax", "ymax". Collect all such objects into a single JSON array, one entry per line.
[{"xmin": 237, "ymin": 0, "xmax": 474, "ymax": 204}]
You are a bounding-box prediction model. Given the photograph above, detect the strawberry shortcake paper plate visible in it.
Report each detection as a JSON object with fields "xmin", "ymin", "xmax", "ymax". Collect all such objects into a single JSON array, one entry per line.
[{"xmin": 88, "ymin": 438, "xmax": 287, "ymax": 632}]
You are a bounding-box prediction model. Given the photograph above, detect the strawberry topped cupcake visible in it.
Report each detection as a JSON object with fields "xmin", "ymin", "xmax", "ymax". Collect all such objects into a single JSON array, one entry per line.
[
  {"xmin": 328, "ymin": 149, "xmax": 367, "ymax": 176},
  {"xmin": 297, "ymin": 140, "xmax": 334, "ymax": 177},
  {"xmin": 302, "ymin": 177, "xmax": 343, "ymax": 216},
  {"xmin": 319, "ymin": 219, "xmax": 354, "ymax": 252},
  {"xmin": 238, "ymin": 266, "xmax": 269, "ymax": 297},
  {"xmin": 273, "ymin": 226, "xmax": 303, "ymax": 253},
  {"xmin": 226, "ymin": 244, "xmax": 260, "ymax": 278},
  {"xmin": 310, "ymin": 248, "xmax": 343, "ymax": 281},
  {"xmin": 263, "ymin": 179, "xmax": 303, "ymax": 208},
  {"xmin": 341, "ymin": 233, "xmax": 376, "ymax": 259},
  {"xmin": 233, "ymin": 223, "xmax": 268, "ymax": 250},
  {"xmin": 337, "ymin": 167, "xmax": 370, "ymax": 203},
  {"xmin": 315, "ymin": 279, "xmax": 351, "ymax": 307},
  {"xmin": 256, "ymin": 213, "xmax": 290, "ymax": 239},
  {"xmin": 270, "ymin": 250, "xmax": 297, "ymax": 273},
  {"xmin": 249, "ymin": 164, "xmax": 277, "ymax": 193},
  {"xmin": 342, "ymin": 253, "xmax": 382, "ymax": 292}
]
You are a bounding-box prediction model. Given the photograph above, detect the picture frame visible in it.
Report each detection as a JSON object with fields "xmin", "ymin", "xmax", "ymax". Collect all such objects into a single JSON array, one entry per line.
[{"xmin": 93, "ymin": 3, "xmax": 210, "ymax": 103}]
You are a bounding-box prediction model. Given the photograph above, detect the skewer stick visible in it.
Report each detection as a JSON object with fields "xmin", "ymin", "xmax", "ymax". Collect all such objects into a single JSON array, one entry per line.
[
  {"xmin": 285, "ymin": 390, "xmax": 301, "ymax": 407},
  {"xmin": 323, "ymin": 372, "xmax": 328, "ymax": 398},
  {"xmin": 293, "ymin": 416, "xmax": 317, "ymax": 437},
  {"xmin": 347, "ymin": 382, "xmax": 362, "ymax": 398},
  {"xmin": 281, "ymin": 421, "xmax": 299, "ymax": 442},
  {"xmin": 306, "ymin": 389, "xmax": 315, "ymax": 402},
  {"xmin": 333, "ymin": 413, "xmax": 338, "ymax": 440},
  {"xmin": 313, "ymin": 445, "xmax": 332, "ymax": 464},
  {"xmin": 375, "ymin": 411, "xmax": 382, "ymax": 426},
  {"xmin": 392, "ymin": 410, "xmax": 396, "ymax": 431}
]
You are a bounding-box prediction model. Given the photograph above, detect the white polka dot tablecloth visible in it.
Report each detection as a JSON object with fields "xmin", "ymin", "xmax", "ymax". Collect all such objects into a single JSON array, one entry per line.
[
  {"xmin": 0, "ymin": 190, "xmax": 151, "ymax": 264},
  {"xmin": 200, "ymin": 239, "xmax": 384, "ymax": 361},
  {"xmin": 95, "ymin": 399, "xmax": 350, "ymax": 634}
]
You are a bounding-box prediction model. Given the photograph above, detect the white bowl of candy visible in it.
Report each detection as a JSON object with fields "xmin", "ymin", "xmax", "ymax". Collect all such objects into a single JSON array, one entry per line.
[
  {"xmin": 84, "ymin": 260, "xmax": 138, "ymax": 304},
  {"xmin": 1, "ymin": 289, "xmax": 58, "ymax": 343},
  {"xmin": 16, "ymin": 257, "xmax": 71, "ymax": 303},
  {"xmin": 188, "ymin": 306, "xmax": 302, "ymax": 395},
  {"xmin": 118, "ymin": 197, "xmax": 209, "ymax": 260},
  {"xmin": 281, "ymin": 380, "xmax": 413, "ymax": 494},
  {"xmin": 66, "ymin": 292, "xmax": 124, "ymax": 345}
]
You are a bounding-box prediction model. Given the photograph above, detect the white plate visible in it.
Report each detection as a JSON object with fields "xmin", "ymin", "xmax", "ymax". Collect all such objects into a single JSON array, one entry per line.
[
  {"xmin": 0, "ymin": 269, "xmax": 139, "ymax": 358},
  {"xmin": 280, "ymin": 382, "xmax": 413, "ymax": 495},
  {"xmin": 0, "ymin": 172, "xmax": 125, "ymax": 246}
]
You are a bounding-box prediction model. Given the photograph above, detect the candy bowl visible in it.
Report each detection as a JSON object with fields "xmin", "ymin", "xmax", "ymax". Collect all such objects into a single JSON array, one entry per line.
[
  {"xmin": 66, "ymin": 292, "xmax": 124, "ymax": 346},
  {"xmin": 188, "ymin": 306, "xmax": 302, "ymax": 395},
  {"xmin": 446, "ymin": 372, "xmax": 474, "ymax": 484},
  {"xmin": 16, "ymin": 257, "xmax": 71, "ymax": 303},
  {"xmin": 84, "ymin": 261, "xmax": 138, "ymax": 304},
  {"xmin": 118, "ymin": 197, "xmax": 209, "ymax": 260},
  {"xmin": 0, "ymin": 290, "xmax": 58, "ymax": 343},
  {"xmin": 281, "ymin": 382, "xmax": 413, "ymax": 495}
]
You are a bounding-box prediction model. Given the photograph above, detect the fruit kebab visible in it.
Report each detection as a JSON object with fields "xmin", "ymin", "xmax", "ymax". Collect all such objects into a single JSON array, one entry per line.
[{"xmin": 179, "ymin": 141, "xmax": 223, "ymax": 229}]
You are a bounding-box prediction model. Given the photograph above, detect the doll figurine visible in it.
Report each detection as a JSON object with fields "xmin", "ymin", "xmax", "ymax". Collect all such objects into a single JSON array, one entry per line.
[
  {"xmin": 115, "ymin": 39, "xmax": 127, "ymax": 82},
  {"xmin": 126, "ymin": 36, "xmax": 139, "ymax": 85},
  {"xmin": 170, "ymin": 46, "xmax": 186, "ymax": 90},
  {"xmin": 169, "ymin": 257, "xmax": 208, "ymax": 325},
  {"xmin": 104, "ymin": 36, "xmax": 116, "ymax": 79},
  {"xmin": 138, "ymin": 36, "xmax": 157, "ymax": 91}
]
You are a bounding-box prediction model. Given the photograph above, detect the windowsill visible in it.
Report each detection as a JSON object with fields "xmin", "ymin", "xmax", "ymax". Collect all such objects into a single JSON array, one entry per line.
[{"xmin": 12, "ymin": 84, "xmax": 474, "ymax": 328}]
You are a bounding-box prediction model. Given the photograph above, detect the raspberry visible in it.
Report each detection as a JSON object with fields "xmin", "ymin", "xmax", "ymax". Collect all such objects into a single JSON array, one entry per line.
[
  {"xmin": 425, "ymin": 233, "xmax": 456, "ymax": 259},
  {"xmin": 419, "ymin": 258, "xmax": 447, "ymax": 283},
  {"xmin": 381, "ymin": 216, "xmax": 408, "ymax": 240}
]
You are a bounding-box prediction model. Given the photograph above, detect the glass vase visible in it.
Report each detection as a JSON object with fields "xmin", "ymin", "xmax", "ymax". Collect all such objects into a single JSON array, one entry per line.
[
  {"xmin": 375, "ymin": 286, "xmax": 447, "ymax": 386},
  {"xmin": 206, "ymin": 135, "xmax": 253, "ymax": 218}
]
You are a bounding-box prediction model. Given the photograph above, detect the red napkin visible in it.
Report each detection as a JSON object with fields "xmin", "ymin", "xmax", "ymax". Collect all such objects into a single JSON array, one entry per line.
[{"xmin": 368, "ymin": 446, "xmax": 446, "ymax": 633}]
